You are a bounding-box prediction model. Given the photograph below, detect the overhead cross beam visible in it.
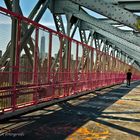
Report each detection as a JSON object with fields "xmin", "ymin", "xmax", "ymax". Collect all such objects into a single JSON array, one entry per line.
[
  {"xmin": 102, "ymin": 0, "xmax": 140, "ymax": 12},
  {"xmin": 51, "ymin": 0, "xmax": 140, "ymax": 52},
  {"xmin": 77, "ymin": 9, "xmax": 140, "ymax": 51},
  {"xmin": 50, "ymin": 0, "xmax": 140, "ymax": 69},
  {"xmin": 70, "ymin": 0, "xmax": 140, "ymax": 31},
  {"xmin": 103, "ymin": 0, "xmax": 140, "ymax": 4}
]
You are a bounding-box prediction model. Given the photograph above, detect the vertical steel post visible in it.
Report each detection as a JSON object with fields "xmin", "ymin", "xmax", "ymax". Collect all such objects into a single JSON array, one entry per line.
[
  {"xmin": 11, "ymin": 0, "xmax": 19, "ymax": 111},
  {"xmin": 10, "ymin": 0, "xmax": 19, "ymax": 85},
  {"xmin": 48, "ymin": 32, "xmax": 52, "ymax": 83},
  {"xmin": 59, "ymin": 36, "xmax": 63, "ymax": 82},
  {"xmin": 33, "ymin": 28, "xmax": 39, "ymax": 84},
  {"xmin": 15, "ymin": 19, "xmax": 21, "ymax": 83},
  {"xmin": 76, "ymin": 42, "xmax": 79, "ymax": 81},
  {"xmin": 12, "ymin": 18, "xmax": 21, "ymax": 111},
  {"xmin": 68, "ymin": 40, "xmax": 71, "ymax": 81},
  {"xmin": 90, "ymin": 48, "xmax": 93, "ymax": 72},
  {"xmin": 64, "ymin": 40, "xmax": 69, "ymax": 71},
  {"xmin": 33, "ymin": 27, "xmax": 39, "ymax": 104}
]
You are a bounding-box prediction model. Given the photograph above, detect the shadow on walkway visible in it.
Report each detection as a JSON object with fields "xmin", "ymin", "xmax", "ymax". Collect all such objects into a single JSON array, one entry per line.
[{"xmin": 1, "ymin": 81, "xmax": 140, "ymax": 140}]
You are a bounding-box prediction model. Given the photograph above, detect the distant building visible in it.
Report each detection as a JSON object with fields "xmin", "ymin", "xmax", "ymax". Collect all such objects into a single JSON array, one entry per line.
[
  {"xmin": 71, "ymin": 54, "xmax": 73, "ymax": 60},
  {"xmin": 45, "ymin": 53, "xmax": 48, "ymax": 58},
  {"xmin": 40, "ymin": 36, "xmax": 45, "ymax": 59},
  {"xmin": 54, "ymin": 54, "xmax": 57, "ymax": 59}
]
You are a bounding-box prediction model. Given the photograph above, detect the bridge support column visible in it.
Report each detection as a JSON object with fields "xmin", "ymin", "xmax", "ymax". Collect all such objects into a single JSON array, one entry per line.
[{"xmin": 9, "ymin": 0, "xmax": 19, "ymax": 85}]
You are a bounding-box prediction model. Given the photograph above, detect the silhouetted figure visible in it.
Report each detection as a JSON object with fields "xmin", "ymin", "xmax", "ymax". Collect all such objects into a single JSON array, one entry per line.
[{"xmin": 126, "ymin": 69, "xmax": 132, "ymax": 87}]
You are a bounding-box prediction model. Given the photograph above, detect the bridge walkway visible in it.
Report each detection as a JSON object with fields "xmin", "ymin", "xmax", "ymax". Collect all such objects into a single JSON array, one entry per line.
[{"xmin": 0, "ymin": 81, "xmax": 140, "ymax": 140}]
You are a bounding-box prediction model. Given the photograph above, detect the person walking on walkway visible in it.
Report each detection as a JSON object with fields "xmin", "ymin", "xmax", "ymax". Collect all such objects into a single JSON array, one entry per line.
[{"xmin": 126, "ymin": 69, "xmax": 132, "ymax": 87}]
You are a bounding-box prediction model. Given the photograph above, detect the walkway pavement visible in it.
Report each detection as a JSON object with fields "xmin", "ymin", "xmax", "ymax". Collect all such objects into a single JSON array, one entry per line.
[{"xmin": 0, "ymin": 81, "xmax": 140, "ymax": 140}]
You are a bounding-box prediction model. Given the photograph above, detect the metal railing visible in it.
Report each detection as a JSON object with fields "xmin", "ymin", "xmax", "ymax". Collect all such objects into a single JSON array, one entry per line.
[{"xmin": 0, "ymin": 7, "xmax": 140, "ymax": 114}]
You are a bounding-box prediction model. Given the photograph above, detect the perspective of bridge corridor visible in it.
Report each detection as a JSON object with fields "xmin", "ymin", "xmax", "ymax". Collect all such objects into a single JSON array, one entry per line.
[{"xmin": 0, "ymin": 0, "xmax": 140, "ymax": 140}]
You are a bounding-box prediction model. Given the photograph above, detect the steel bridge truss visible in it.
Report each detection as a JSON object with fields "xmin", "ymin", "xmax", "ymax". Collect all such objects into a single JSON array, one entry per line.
[
  {"xmin": 0, "ymin": 7, "xmax": 140, "ymax": 116},
  {"xmin": 0, "ymin": 0, "xmax": 140, "ymax": 117}
]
